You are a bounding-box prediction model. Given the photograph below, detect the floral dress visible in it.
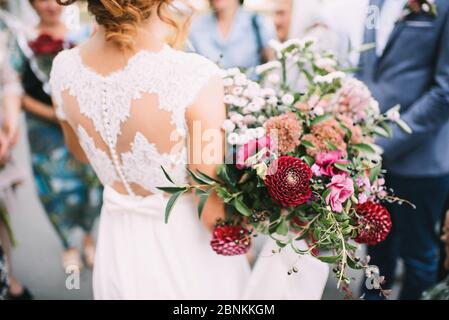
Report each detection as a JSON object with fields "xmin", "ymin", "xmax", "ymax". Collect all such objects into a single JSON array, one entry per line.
[
  {"xmin": 9, "ymin": 27, "xmax": 102, "ymax": 249},
  {"xmin": 0, "ymin": 245, "xmax": 7, "ymax": 300}
]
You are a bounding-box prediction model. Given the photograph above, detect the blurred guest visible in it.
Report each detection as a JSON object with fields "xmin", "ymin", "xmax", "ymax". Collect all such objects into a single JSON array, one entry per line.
[
  {"xmin": 189, "ymin": 0, "xmax": 276, "ymax": 70},
  {"xmin": 6, "ymin": 0, "xmax": 101, "ymax": 271},
  {"xmin": 326, "ymin": 0, "xmax": 449, "ymax": 299},
  {"xmin": 0, "ymin": 6, "xmax": 32, "ymax": 301},
  {"xmin": 438, "ymin": 196, "xmax": 449, "ymax": 280}
]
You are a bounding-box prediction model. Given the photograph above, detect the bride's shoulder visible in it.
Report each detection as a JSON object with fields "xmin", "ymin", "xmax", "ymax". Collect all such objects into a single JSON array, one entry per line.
[
  {"xmin": 169, "ymin": 48, "xmax": 221, "ymax": 78},
  {"xmin": 50, "ymin": 47, "xmax": 79, "ymax": 79}
]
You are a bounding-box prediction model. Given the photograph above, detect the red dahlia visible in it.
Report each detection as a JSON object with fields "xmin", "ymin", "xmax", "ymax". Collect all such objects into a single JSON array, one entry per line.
[
  {"xmin": 264, "ymin": 156, "xmax": 312, "ymax": 207},
  {"xmin": 210, "ymin": 223, "xmax": 251, "ymax": 256},
  {"xmin": 355, "ymin": 201, "xmax": 392, "ymax": 246}
]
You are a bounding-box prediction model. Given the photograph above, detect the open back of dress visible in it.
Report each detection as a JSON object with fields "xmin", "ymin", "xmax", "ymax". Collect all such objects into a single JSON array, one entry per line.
[{"xmin": 50, "ymin": 44, "xmax": 219, "ymax": 197}]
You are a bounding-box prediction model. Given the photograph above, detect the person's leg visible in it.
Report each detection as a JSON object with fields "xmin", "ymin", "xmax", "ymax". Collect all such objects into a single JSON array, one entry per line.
[{"xmin": 397, "ymin": 174, "xmax": 449, "ymax": 300}]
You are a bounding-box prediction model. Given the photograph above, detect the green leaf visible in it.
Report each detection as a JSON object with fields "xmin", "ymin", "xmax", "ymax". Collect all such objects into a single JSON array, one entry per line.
[
  {"xmin": 374, "ymin": 126, "xmax": 391, "ymax": 138},
  {"xmin": 396, "ymin": 119, "xmax": 412, "ymax": 134},
  {"xmin": 196, "ymin": 170, "xmax": 220, "ymax": 184},
  {"xmin": 164, "ymin": 190, "xmax": 186, "ymax": 224},
  {"xmin": 276, "ymin": 220, "xmax": 289, "ymax": 236},
  {"xmin": 334, "ymin": 162, "xmax": 349, "ymax": 172},
  {"xmin": 186, "ymin": 167, "xmax": 210, "ymax": 185},
  {"xmin": 353, "ymin": 143, "xmax": 376, "ymax": 154},
  {"xmin": 216, "ymin": 186, "xmax": 234, "ymax": 203},
  {"xmin": 310, "ymin": 114, "xmax": 332, "ymax": 126},
  {"xmin": 301, "ymin": 140, "xmax": 316, "ymax": 149},
  {"xmin": 217, "ymin": 165, "xmax": 233, "ymax": 187},
  {"xmin": 276, "ymin": 240, "xmax": 287, "ymax": 248},
  {"xmin": 301, "ymin": 155, "xmax": 315, "ymax": 166},
  {"xmin": 156, "ymin": 186, "xmax": 189, "ymax": 194},
  {"xmin": 232, "ymin": 198, "xmax": 252, "ymax": 217},
  {"xmin": 198, "ymin": 190, "xmax": 212, "ymax": 219},
  {"xmin": 160, "ymin": 166, "xmax": 174, "ymax": 184},
  {"xmin": 317, "ymin": 255, "xmax": 341, "ymax": 264},
  {"xmin": 322, "ymin": 188, "xmax": 332, "ymax": 200},
  {"xmin": 369, "ymin": 164, "xmax": 381, "ymax": 184}
]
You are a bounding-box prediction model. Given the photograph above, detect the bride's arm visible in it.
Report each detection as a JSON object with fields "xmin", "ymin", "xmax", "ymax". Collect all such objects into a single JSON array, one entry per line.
[
  {"xmin": 60, "ymin": 120, "xmax": 89, "ymax": 164},
  {"xmin": 186, "ymin": 75, "xmax": 227, "ymax": 232}
]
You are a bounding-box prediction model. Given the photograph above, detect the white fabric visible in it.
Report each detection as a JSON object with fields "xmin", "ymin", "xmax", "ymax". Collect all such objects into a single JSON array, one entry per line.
[
  {"xmin": 376, "ymin": 0, "xmax": 408, "ymax": 56},
  {"xmin": 50, "ymin": 44, "xmax": 328, "ymax": 299}
]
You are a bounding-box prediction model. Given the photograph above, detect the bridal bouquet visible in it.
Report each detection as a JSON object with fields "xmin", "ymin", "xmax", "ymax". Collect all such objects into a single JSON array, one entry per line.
[{"xmin": 159, "ymin": 38, "xmax": 411, "ymax": 294}]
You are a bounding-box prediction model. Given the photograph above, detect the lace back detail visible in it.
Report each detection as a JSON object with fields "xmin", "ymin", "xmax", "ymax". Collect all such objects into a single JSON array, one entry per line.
[{"xmin": 50, "ymin": 44, "xmax": 220, "ymax": 196}]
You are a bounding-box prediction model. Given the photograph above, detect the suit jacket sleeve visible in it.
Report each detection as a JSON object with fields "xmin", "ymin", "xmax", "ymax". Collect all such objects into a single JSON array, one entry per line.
[{"xmin": 377, "ymin": 7, "xmax": 449, "ymax": 161}]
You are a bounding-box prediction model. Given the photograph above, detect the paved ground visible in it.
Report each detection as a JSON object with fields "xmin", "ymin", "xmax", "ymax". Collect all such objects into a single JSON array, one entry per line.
[{"xmin": 8, "ymin": 120, "xmax": 392, "ymax": 300}]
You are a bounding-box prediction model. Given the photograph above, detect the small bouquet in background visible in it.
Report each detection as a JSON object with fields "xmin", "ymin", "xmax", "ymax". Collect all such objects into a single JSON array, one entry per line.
[
  {"xmin": 159, "ymin": 38, "xmax": 412, "ymax": 296},
  {"xmin": 28, "ymin": 34, "xmax": 72, "ymax": 77}
]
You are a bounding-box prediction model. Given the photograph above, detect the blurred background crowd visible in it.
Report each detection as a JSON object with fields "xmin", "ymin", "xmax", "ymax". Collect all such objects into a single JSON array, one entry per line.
[{"xmin": 0, "ymin": 0, "xmax": 449, "ymax": 300}]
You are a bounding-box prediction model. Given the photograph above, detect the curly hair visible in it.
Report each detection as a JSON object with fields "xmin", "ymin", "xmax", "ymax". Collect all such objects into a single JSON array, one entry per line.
[{"xmin": 56, "ymin": 0, "xmax": 187, "ymax": 50}]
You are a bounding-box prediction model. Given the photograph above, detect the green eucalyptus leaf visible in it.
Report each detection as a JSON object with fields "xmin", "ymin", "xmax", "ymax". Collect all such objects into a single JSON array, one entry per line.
[
  {"xmin": 396, "ymin": 119, "xmax": 412, "ymax": 134},
  {"xmin": 276, "ymin": 220, "xmax": 289, "ymax": 236},
  {"xmin": 310, "ymin": 114, "xmax": 332, "ymax": 126},
  {"xmin": 353, "ymin": 143, "xmax": 376, "ymax": 154},
  {"xmin": 301, "ymin": 140, "xmax": 316, "ymax": 149},
  {"xmin": 317, "ymin": 255, "xmax": 341, "ymax": 264},
  {"xmin": 369, "ymin": 164, "xmax": 381, "ymax": 184},
  {"xmin": 156, "ymin": 186, "xmax": 189, "ymax": 194},
  {"xmin": 232, "ymin": 198, "xmax": 252, "ymax": 217},
  {"xmin": 160, "ymin": 166, "xmax": 175, "ymax": 184},
  {"xmin": 164, "ymin": 190, "xmax": 186, "ymax": 224},
  {"xmin": 198, "ymin": 190, "xmax": 212, "ymax": 219}
]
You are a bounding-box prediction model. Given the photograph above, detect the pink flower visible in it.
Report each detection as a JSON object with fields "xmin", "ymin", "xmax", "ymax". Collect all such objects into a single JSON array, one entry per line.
[
  {"xmin": 314, "ymin": 150, "xmax": 348, "ymax": 177},
  {"xmin": 326, "ymin": 174, "xmax": 354, "ymax": 213},
  {"xmin": 236, "ymin": 136, "xmax": 273, "ymax": 169}
]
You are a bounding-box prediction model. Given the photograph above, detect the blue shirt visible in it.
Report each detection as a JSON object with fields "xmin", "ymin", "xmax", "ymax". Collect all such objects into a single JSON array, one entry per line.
[{"xmin": 188, "ymin": 8, "xmax": 276, "ymax": 70}]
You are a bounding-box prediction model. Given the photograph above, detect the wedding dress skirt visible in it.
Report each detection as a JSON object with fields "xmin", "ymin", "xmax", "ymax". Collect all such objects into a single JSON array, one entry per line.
[{"xmin": 93, "ymin": 186, "xmax": 329, "ymax": 300}]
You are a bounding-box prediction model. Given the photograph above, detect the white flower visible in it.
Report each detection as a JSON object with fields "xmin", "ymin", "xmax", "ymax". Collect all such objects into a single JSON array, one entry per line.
[
  {"xmin": 232, "ymin": 87, "xmax": 243, "ymax": 96},
  {"xmin": 255, "ymin": 61, "xmax": 282, "ymax": 75},
  {"xmin": 223, "ymin": 78, "xmax": 234, "ymax": 87},
  {"xmin": 281, "ymin": 94, "xmax": 295, "ymax": 106},
  {"xmin": 247, "ymin": 102, "xmax": 261, "ymax": 113},
  {"xmin": 234, "ymin": 74, "xmax": 248, "ymax": 86},
  {"xmin": 227, "ymin": 133, "xmax": 240, "ymax": 145},
  {"xmin": 230, "ymin": 113, "xmax": 244, "ymax": 124},
  {"xmin": 386, "ymin": 107, "xmax": 400, "ymax": 121},
  {"xmin": 222, "ymin": 119, "xmax": 236, "ymax": 132},
  {"xmin": 314, "ymin": 71, "xmax": 346, "ymax": 84},
  {"xmin": 312, "ymin": 106, "xmax": 324, "ymax": 116},
  {"xmin": 262, "ymin": 88, "xmax": 276, "ymax": 98},
  {"xmin": 268, "ymin": 39, "xmax": 283, "ymax": 52},
  {"xmin": 315, "ymin": 57, "xmax": 337, "ymax": 70},
  {"xmin": 234, "ymin": 97, "xmax": 249, "ymax": 107},
  {"xmin": 257, "ymin": 115, "xmax": 267, "ymax": 123},
  {"xmin": 224, "ymin": 95, "xmax": 235, "ymax": 105},
  {"xmin": 227, "ymin": 68, "xmax": 241, "ymax": 76},
  {"xmin": 254, "ymin": 127, "xmax": 266, "ymax": 139},
  {"xmin": 243, "ymin": 115, "xmax": 257, "ymax": 125},
  {"xmin": 237, "ymin": 134, "xmax": 251, "ymax": 145},
  {"xmin": 267, "ymin": 96, "xmax": 279, "ymax": 105},
  {"xmin": 267, "ymin": 73, "xmax": 281, "ymax": 84}
]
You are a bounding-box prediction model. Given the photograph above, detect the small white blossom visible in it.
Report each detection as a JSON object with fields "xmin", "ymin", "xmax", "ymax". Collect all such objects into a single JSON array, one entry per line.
[
  {"xmin": 281, "ymin": 94, "xmax": 295, "ymax": 106},
  {"xmin": 314, "ymin": 71, "xmax": 346, "ymax": 84},
  {"xmin": 230, "ymin": 113, "xmax": 244, "ymax": 124},
  {"xmin": 315, "ymin": 57, "xmax": 337, "ymax": 70},
  {"xmin": 267, "ymin": 73, "xmax": 281, "ymax": 84},
  {"xmin": 223, "ymin": 78, "xmax": 234, "ymax": 87},
  {"xmin": 224, "ymin": 95, "xmax": 235, "ymax": 105},
  {"xmin": 227, "ymin": 133, "xmax": 240, "ymax": 145},
  {"xmin": 267, "ymin": 96, "xmax": 279, "ymax": 105},
  {"xmin": 232, "ymin": 87, "xmax": 243, "ymax": 96},
  {"xmin": 234, "ymin": 74, "xmax": 248, "ymax": 86},
  {"xmin": 227, "ymin": 68, "xmax": 241, "ymax": 76},
  {"xmin": 243, "ymin": 115, "xmax": 257, "ymax": 125},
  {"xmin": 255, "ymin": 61, "xmax": 282, "ymax": 75},
  {"xmin": 247, "ymin": 102, "xmax": 262, "ymax": 113},
  {"xmin": 222, "ymin": 120, "xmax": 236, "ymax": 132},
  {"xmin": 257, "ymin": 115, "xmax": 267, "ymax": 123},
  {"xmin": 254, "ymin": 127, "xmax": 266, "ymax": 139}
]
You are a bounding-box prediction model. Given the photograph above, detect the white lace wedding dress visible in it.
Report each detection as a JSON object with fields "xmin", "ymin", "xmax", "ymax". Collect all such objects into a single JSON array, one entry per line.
[{"xmin": 49, "ymin": 44, "xmax": 329, "ymax": 300}]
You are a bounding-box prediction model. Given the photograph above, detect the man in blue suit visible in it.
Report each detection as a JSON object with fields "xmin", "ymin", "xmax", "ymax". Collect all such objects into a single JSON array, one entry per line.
[{"xmin": 354, "ymin": 0, "xmax": 449, "ymax": 299}]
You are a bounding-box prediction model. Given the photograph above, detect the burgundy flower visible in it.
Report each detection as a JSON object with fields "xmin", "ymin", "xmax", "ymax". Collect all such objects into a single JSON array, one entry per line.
[
  {"xmin": 29, "ymin": 34, "xmax": 66, "ymax": 55},
  {"xmin": 210, "ymin": 223, "xmax": 251, "ymax": 256},
  {"xmin": 355, "ymin": 201, "xmax": 392, "ymax": 246},
  {"xmin": 265, "ymin": 156, "xmax": 313, "ymax": 207}
]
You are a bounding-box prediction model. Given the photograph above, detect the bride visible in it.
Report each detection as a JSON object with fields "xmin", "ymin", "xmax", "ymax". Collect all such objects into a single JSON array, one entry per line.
[{"xmin": 50, "ymin": 0, "xmax": 328, "ymax": 300}]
